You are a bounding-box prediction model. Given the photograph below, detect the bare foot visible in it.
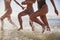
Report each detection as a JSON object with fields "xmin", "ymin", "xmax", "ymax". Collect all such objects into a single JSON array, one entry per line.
[
  {"xmin": 17, "ymin": 28, "xmax": 23, "ymax": 31},
  {"xmin": 32, "ymin": 27, "xmax": 34, "ymax": 31},
  {"xmin": 42, "ymin": 24, "xmax": 46, "ymax": 33},
  {"xmin": 42, "ymin": 27, "xmax": 45, "ymax": 33},
  {"xmin": 13, "ymin": 24, "xmax": 18, "ymax": 28},
  {"xmin": 47, "ymin": 27, "xmax": 51, "ymax": 31}
]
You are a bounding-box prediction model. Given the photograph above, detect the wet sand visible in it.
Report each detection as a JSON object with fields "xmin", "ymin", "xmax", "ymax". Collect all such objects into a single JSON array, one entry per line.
[
  {"xmin": 0, "ymin": 18, "xmax": 60, "ymax": 40},
  {"xmin": 0, "ymin": 26, "xmax": 60, "ymax": 40}
]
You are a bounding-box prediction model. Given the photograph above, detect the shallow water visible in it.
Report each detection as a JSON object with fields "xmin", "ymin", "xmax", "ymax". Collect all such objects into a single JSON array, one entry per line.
[
  {"xmin": 0, "ymin": 18, "xmax": 60, "ymax": 40},
  {"xmin": 0, "ymin": 29, "xmax": 60, "ymax": 40}
]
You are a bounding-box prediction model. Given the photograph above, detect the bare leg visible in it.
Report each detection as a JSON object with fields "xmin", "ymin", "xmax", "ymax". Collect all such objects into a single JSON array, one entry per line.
[
  {"xmin": 29, "ymin": 20, "xmax": 34, "ymax": 31},
  {"xmin": 30, "ymin": 5, "xmax": 48, "ymax": 33},
  {"xmin": 0, "ymin": 7, "xmax": 14, "ymax": 30},
  {"xmin": 0, "ymin": 13, "xmax": 6, "ymax": 31},
  {"xmin": 40, "ymin": 15, "xmax": 51, "ymax": 31},
  {"xmin": 18, "ymin": 14, "xmax": 23, "ymax": 31},
  {"xmin": 18, "ymin": 12, "xmax": 27, "ymax": 31},
  {"xmin": 30, "ymin": 15, "xmax": 45, "ymax": 33},
  {"xmin": 0, "ymin": 18, "xmax": 4, "ymax": 31},
  {"xmin": 7, "ymin": 16, "xmax": 17, "ymax": 27}
]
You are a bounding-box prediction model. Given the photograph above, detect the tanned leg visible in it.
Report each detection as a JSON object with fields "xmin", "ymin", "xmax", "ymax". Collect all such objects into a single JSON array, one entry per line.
[
  {"xmin": 30, "ymin": 14, "xmax": 45, "ymax": 33},
  {"xmin": 7, "ymin": 16, "xmax": 17, "ymax": 27},
  {"xmin": 0, "ymin": 18, "xmax": 4, "ymax": 31},
  {"xmin": 29, "ymin": 19, "xmax": 34, "ymax": 31},
  {"xmin": 40, "ymin": 15, "xmax": 51, "ymax": 31},
  {"xmin": 18, "ymin": 12, "xmax": 27, "ymax": 31},
  {"xmin": 30, "ymin": 5, "xmax": 48, "ymax": 33}
]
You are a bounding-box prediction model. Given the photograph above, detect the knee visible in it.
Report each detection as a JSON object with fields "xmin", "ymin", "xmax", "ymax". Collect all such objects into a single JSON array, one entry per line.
[
  {"xmin": 18, "ymin": 13, "xmax": 22, "ymax": 18},
  {"xmin": 30, "ymin": 16, "xmax": 35, "ymax": 21},
  {"xmin": 30, "ymin": 15, "xmax": 34, "ymax": 19},
  {"xmin": 0, "ymin": 17, "xmax": 3, "ymax": 21},
  {"xmin": 18, "ymin": 13, "xmax": 20, "ymax": 17}
]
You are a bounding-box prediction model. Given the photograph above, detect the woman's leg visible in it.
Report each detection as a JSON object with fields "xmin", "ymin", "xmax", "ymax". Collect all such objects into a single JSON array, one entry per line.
[
  {"xmin": 40, "ymin": 15, "xmax": 51, "ymax": 31},
  {"xmin": 18, "ymin": 12, "xmax": 27, "ymax": 31},
  {"xmin": 0, "ymin": 12, "xmax": 8, "ymax": 30},
  {"xmin": 30, "ymin": 14, "xmax": 45, "ymax": 33},
  {"xmin": 0, "ymin": 8, "xmax": 12, "ymax": 30},
  {"xmin": 7, "ymin": 16, "xmax": 17, "ymax": 27},
  {"xmin": 0, "ymin": 18, "xmax": 4, "ymax": 30},
  {"xmin": 29, "ymin": 19, "xmax": 34, "ymax": 31},
  {"xmin": 30, "ymin": 5, "xmax": 48, "ymax": 33},
  {"xmin": 0, "ymin": 11, "xmax": 8, "ymax": 30}
]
